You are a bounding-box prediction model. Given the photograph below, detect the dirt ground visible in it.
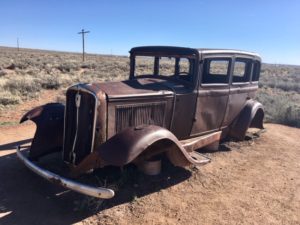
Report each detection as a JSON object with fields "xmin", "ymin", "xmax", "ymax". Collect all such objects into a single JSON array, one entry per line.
[{"xmin": 0, "ymin": 121, "xmax": 299, "ymax": 225}]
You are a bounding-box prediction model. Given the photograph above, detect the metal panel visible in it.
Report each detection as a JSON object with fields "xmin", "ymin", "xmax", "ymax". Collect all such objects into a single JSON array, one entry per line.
[
  {"xmin": 222, "ymin": 85, "xmax": 258, "ymax": 126},
  {"xmin": 191, "ymin": 86, "xmax": 229, "ymax": 135}
]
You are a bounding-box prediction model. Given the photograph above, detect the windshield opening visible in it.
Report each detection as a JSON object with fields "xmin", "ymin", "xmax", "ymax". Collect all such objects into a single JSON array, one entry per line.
[{"xmin": 133, "ymin": 55, "xmax": 195, "ymax": 82}]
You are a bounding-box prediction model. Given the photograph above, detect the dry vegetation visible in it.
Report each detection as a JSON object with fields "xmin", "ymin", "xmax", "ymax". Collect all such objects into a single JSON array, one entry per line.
[
  {"xmin": 257, "ymin": 64, "xmax": 300, "ymax": 127},
  {"xmin": 0, "ymin": 46, "xmax": 300, "ymax": 127},
  {"xmin": 0, "ymin": 47, "xmax": 128, "ymax": 109}
]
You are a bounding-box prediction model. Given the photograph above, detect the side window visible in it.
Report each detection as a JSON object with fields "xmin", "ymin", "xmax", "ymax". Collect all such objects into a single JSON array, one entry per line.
[
  {"xmin": 252, "ymin": 60, "xmax": 261, "ymax": 82},
  {"xmin": 178, "ymin": 58, "xmax": 193, "ymax": 82},
  {"xmin": 232, "ymin": 58, "xmax": 251, "ymax": 83},
  {"xmin": 202, "ymin": 58, "xmax": 230, "ymax": 84}
]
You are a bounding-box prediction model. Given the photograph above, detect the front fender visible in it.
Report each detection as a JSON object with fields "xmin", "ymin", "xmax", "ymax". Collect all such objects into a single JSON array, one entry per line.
[
  {"xmin": 229, "ymin": 99, "xmax": 264, "ymax": 140},
  {"xmin": 97, "ymin": 125, "xmax": 197, "ymax": 167},
  {"xmin": 71, "ymin": 125, "xmax": 205, "ymax": 176},
  {"xmin": 20, "ymin": 103, "xmax": 64, "ymax": 159}
]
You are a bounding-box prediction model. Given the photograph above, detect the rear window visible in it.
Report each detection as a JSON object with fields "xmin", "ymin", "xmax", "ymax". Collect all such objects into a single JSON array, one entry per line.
[{"xmin": 202, "ymin": 58, "xmax": 231, "ymax": 84}]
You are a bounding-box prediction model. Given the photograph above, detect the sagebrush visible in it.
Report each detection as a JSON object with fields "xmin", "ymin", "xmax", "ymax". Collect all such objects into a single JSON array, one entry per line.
[{"xmin": 0, "ymin": 47, "xmax": 300, "ymax": 127}]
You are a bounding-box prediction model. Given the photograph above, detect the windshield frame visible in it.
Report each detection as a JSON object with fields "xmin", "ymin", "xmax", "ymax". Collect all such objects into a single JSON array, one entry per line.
[{"xmin": 129, "ymin": 53, "xmax": 198, "ymax": 85}]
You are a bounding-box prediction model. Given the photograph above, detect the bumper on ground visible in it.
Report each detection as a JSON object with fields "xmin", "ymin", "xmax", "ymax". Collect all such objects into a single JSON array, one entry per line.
[{"xmin": 16, "ymin": 146, "xmax": 115, "ymax": 199}]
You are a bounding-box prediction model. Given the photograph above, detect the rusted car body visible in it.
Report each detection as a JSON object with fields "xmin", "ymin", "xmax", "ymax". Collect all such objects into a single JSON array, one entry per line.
[{"xmin": 17, "ymin": 46, "xmax": 264, "ymax": 199}]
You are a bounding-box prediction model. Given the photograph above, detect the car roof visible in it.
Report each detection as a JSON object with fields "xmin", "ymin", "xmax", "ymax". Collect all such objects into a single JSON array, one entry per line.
[
  {"xmin": 130, "ymin": 46, "xmax": 199, "ymax": 56},
  {"xmin": 130, "ymin": 46, "xmax": 261, "ymax": 60},
  {"xmin": 197, "ymin": 48, "xmax": 261, "ymax": 58}
]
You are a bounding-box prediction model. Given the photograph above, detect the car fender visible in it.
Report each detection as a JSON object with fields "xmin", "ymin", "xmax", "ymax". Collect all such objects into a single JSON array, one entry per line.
[
  {"xmin": 20, "ymin": 103, "xmax": 65, "ymax": 159},
  {"xmin": 229, "ymin": 99, "xmax": 264, "ymax": 140},
  {"xmin": 71, "ymin": 125, "xmax": 201, "ymax": 176},
  {"xmin": 98, "ymin": 125, "xmax": 196, "ymax": 166}
]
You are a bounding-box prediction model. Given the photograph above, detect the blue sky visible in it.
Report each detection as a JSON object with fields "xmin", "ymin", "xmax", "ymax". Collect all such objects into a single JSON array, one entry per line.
[{"xmin": 0, "ymin": 0, "xmax": 299, "ymax": 65}]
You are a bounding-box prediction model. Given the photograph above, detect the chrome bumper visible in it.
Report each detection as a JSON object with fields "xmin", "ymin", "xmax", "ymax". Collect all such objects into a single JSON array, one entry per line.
[{"xmin": 16, "ymin": 146, "xmax": 115, "ymax": 199}]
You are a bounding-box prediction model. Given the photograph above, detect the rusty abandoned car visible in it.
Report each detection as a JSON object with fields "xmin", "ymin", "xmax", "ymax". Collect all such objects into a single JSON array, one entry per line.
[{"xmin": 17, "ymin": 46, "xmax": 264, "ymax": 199}]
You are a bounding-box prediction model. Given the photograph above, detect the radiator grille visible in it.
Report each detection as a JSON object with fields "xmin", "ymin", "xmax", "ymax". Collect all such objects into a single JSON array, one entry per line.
[
  {"xmin": 115, "ymin": 102, "xmax": 166, "ymax": 133},
  {"xmin": 63, "ymin": 89, "xmax": 97, "ymax": 165}
]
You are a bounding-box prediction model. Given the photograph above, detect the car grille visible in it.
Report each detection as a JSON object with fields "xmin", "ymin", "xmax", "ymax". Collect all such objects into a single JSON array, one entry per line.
[
  {"xmin": 63, "ymin": 87, "xmax": 97, "ymax": 165},
  {"xmin": 115, "ymin": 102, "xmax": 166, "ymax": 133}
]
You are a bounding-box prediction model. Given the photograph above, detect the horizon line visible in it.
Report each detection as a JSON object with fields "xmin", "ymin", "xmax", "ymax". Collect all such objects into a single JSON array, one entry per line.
[{"xmin": 0, "ymin": 45, "xmax": 299, "ymax": 67}]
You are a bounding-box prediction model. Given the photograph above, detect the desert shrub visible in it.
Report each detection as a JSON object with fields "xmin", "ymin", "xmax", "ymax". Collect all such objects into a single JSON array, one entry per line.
[
  {"xmin": 0, "ymin": 91, "xmax": 22, "ymax": 105},
  {"xmin": 260, "ymin": 64, "xmax": 300, "ymax": 93},
  {"xmin": 81, "ymin": 63, "xmax": 97, "ymax": 69},
  {"xmin": 56, "ymin": 74, "xmax": 75, "ymax": 87},
  {"xmin": 257, "ymin": 64, "xmax": 300, "ymax": 127},
  {"xmin": 281, "ymin": 106, "xmax": 300, "ymax": 127},
  {"xmin": 13, "ymin": 61, "xmax": 30, "ymax": 70},
  {"xmin": 26, "ymin": 68, "xmax": 41, "ymax": 76},
  {"xmin": 1, "ymin": 47, "xmax": 299, "ymax": 129},
  {"xmin": 3, "ymin": 76, "xmax": 41, "ymax": 98},
  {"xmin": 256, "ymin": 88, "xmax": 300, "ymax": 127},
  {"xmin": 56, "ymin": 62, "xmax": 80, "ymax": 73},
  {"xmin": 38, "ymin": 75, "xmax": 61, "ymax": 89},
  {"xmin": 276, "ymin": 81, "xmax": 300, "ymax": 93},
  {"xmin": 260, "ymin": 79, "xmax": 300, "ymax": 93}
]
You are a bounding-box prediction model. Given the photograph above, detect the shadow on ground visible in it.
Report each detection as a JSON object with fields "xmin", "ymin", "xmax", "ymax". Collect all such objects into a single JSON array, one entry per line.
[
  {"xmin": 0, "ymin": 139, "xmax": 191, "ymax": 225},
  {"xmin": 0, "ymin": 139, "xmax": 32, "ymax": 150}
]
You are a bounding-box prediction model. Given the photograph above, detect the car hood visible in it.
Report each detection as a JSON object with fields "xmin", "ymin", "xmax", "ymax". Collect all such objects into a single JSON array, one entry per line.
[{"xmin": 93, "ymin": 78, "xmax": 175, "ymax": 101}]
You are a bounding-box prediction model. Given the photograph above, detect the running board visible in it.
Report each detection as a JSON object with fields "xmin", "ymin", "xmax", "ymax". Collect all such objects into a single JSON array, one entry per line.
[
  {"xmin": 180, "ymin": 131, "xmax": 221, "ymax": 152},
  {"xmin": 187, "ymin": 150, "xmax": 211, "ymax": 165}
]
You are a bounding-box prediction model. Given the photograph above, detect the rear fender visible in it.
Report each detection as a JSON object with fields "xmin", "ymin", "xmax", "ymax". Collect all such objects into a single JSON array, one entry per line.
[
  {"xmin": 229, "ymin": 99, "xmax": 264, "ymax": 140},
  {"xmin": 20, "ymin": 103, "xmax": 64, "ymax": 159}
]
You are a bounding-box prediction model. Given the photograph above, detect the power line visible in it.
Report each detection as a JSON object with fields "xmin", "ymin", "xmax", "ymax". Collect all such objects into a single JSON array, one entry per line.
[{"xmin": 78, "ymin": 29, "xmax": 90, "ymax": 62}]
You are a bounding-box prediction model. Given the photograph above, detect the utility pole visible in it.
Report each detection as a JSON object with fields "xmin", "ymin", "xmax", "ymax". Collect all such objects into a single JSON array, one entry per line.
[
  {"xmin": 78, "ymin": 29, "xmax": 90, "ymax": 62},
  {"xmin": 17, "ymin": 38, "xmax": 19, "ymax": 51}
]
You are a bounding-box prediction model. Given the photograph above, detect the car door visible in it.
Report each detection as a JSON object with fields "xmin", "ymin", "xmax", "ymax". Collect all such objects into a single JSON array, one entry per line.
[
  {"xmin": 190, "ymin": 56, "xmax": 232, "ymax": 136},
  {"xmin": 169, "ymin": 57, "xmax": 199, "ymax": 139},
  {"xmin": 222, "ymin": 56, "xmax": 255, "ymax": 127}
]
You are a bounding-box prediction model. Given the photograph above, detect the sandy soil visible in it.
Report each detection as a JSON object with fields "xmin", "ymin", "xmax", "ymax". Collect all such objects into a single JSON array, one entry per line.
[{"xmin": 0, "ymin": 122, "xmax": 299, "ymax": 225}]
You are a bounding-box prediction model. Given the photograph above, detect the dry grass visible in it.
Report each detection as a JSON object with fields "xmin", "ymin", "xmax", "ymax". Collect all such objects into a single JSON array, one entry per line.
[
  {"xmin": 257, "ymin": 64, "xmax": 300, "ymax": 127},
  {"xmin": 0, "ymin": 47, "xmax": 128, "ymax": 108},
  {"xmin": 0, "ymin": 46, "xmax": 300, "ymax": 127}
]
